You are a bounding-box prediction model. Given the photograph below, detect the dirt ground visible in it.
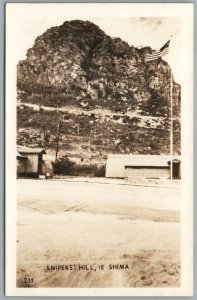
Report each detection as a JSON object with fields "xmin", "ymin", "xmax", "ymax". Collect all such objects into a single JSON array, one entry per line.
[{"xmin": 17, "ymin": 179, "xmax": 181, "ymax": 288}]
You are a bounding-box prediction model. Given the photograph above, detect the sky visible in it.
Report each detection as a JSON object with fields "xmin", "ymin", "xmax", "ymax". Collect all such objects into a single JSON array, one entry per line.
[{"xmin": 10, "ymin": 6, "xmax": 181, "ymax": 83}]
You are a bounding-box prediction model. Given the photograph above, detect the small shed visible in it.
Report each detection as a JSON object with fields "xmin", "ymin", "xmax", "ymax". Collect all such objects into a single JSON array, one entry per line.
[
  {"xmin": 17, "ymin": 145, "xmax": 46, "ymax": 178},
  {"xmin": 17, "ymin": 150, "xmax": 27, "ymax": 175},
  {"xmin": 105, "ymin": 154, "xmax": 181, "ymax": 179}
]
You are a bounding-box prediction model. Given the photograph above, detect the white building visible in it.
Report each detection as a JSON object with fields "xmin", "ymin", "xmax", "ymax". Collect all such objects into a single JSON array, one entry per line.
[{"xmin": 105, "ymin": 154, "xmax": 181, "ymax": 179}]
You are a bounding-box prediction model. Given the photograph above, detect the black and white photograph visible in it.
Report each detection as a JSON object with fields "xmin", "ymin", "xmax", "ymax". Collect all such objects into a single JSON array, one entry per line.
[{"xmin": 6, "ymin": 3, "xmax": 193, "ymax": 297}]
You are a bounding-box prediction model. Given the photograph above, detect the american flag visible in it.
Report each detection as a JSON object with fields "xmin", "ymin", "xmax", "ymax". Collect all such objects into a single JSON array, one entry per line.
[{"xmin": 145, "ymin": 40, "xmax": 170, "ymax": 62}]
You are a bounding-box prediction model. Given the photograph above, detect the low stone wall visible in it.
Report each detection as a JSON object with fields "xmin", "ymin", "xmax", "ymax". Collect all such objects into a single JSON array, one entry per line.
[{"xmin": 127, "ymin": 176, "xmax": 181, "ymax": 187}]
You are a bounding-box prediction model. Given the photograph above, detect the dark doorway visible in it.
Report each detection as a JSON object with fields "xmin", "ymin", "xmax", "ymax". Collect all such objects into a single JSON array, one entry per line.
[
  {"xmin": 38, "ymin": 153, "xmax": 43, "ymax": 175},
  {"xmin": 172, "ymin": 162, "xmax": 180, "ymax": 179}
]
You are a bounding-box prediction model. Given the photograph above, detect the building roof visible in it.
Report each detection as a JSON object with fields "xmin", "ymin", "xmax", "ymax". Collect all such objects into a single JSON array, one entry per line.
[
  {"xmin": 17, "ymin": 145, "xmax": 46, "ymax": 155},
  {"xmin": 107, "ymin": 154, "xmax": 181, "ymax": 167},
  {"xmin": 17, "ymin": 150, "xmax": 27, "ymax": 158}
]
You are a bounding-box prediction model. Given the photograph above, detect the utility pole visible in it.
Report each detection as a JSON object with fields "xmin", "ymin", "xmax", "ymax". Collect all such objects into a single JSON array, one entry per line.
[
  {"xmin": 170, "ymin": 67, "xmax": 173, "ymax": 180},
  {"xmin": 55, "ymin": 119, "xmax": 61, "ymax": 162}
]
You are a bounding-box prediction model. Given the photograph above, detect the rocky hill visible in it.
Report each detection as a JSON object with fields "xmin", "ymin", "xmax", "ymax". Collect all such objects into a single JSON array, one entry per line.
[{"xmin": 17, "ymin": 20, "xmax": 181, "ymax": 165}]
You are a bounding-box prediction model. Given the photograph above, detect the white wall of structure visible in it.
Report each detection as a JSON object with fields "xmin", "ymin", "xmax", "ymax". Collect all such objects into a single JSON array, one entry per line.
[{"xmin": 105, "ymin": 154, "xmax": 181, "ymax": 179}]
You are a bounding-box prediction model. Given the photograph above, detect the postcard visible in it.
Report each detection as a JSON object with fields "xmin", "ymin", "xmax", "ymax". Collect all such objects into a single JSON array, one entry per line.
[{"xmin": 6, "ymin": 3, "xmax": 193, "ymax": 296}]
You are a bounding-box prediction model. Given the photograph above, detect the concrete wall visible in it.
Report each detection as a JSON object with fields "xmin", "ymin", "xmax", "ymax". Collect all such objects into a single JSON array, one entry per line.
[
  {"xmin": 124, "ymin": 167, "xmax": 170, "ymax": 179},
  {"xmin": 106, "ymin": 156, "xmax": 126, "ymax": 178},
  {"xmin": 42, "ymin": 160, "xmax": 53, "ymax": 177}
]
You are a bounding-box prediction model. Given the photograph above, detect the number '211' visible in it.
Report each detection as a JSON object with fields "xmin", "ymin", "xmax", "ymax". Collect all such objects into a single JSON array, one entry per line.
[{"xmin": 24, "ymin": 278, "xmax": 33, "ymax": 284}]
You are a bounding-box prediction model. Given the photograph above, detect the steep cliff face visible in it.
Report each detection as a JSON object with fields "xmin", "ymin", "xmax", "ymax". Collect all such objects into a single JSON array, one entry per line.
[{"xmin": 17, "ymin": 20, "xmax": 181, "ymax": 164}]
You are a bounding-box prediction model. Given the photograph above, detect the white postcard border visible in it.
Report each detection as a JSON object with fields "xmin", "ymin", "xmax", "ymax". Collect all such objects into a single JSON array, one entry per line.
[{"xmin": 6, "ymin": 3, "xmax": 193, "ymax": 296}]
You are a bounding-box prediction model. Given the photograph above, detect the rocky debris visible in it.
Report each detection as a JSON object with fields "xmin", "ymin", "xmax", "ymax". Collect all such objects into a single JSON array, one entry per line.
[{"xmin": 17, "ymin": 104, "xmax": 180, "ymax": 164}]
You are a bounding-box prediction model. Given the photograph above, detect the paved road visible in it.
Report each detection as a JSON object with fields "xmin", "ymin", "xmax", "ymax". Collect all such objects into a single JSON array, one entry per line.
[
  {"xmin": 17, "ymin": 178, "xmax": 181, "ymax": 212},
  {"xmin": 16, "ymin": 179, "xmax": 181, "ymax": 288}
]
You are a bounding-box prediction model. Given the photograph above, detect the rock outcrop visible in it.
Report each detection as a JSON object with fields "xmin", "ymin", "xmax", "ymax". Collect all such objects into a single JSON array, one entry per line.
[{"xmin": 17, "ymin": 20, "xmax": 181, "ymax": 164}]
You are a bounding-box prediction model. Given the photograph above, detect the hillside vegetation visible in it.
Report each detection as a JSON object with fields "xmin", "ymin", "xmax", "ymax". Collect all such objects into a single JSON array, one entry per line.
[{"xmin": 17, "ymin": 20, "xmax": 181, "ymax": 165}]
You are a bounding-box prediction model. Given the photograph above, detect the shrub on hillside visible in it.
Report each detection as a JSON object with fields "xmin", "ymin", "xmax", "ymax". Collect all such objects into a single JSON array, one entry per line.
[
  {"xmin": 52, "ymin": 156, "xmax": 106, "ymax": 177},
  {"xmin": 52, "ymin": 156, "xmax": 76, "ymax": 175},
  {"xmin": 72, "ymin": 164, "xmax": 106, "ymax": 177}
]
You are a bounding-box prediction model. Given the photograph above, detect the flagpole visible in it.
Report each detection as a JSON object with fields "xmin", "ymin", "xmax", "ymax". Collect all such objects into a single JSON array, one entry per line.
[
  {"xmin": 170, "ymin": 67, "xmax": 173, "ymax": 180},
  {"xmin": 144, "ymin": 37, "xmax": 172, "ymax": 179}
]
